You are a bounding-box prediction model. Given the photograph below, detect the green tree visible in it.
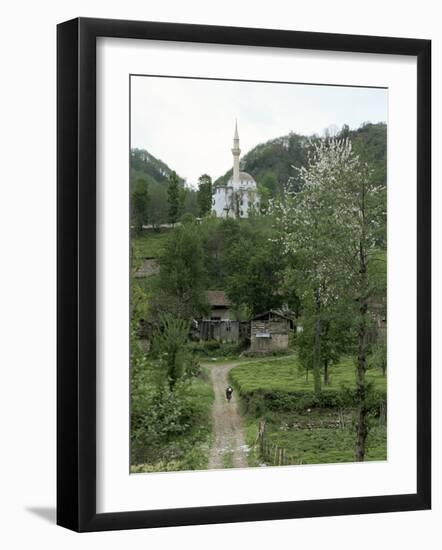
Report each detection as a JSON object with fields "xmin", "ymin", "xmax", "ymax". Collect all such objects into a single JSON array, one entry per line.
[
  {"xmin": 151, "ymin": 222, "xmax": 209, "ymax": 320},
  {"xmin": 168, "ymin": 171, "xmax": 180, "ymax": 224},
  {"xmin": 199, "ymin": 217, "xmax": 240, "ymax": 288},
  {"xmin": 182, "ymin": 187, "xmax": 199, "ymax": 218},
  {"xmin": 197, "ymin": 174, "xmax": 213, "ymax": 217},
  {"xmin": 274, "ymin": 154, "xmax": 344, "ymax": 395},
  {"xmin": 131, "ymin": 177, "xmax": 149, "ymax": 233},
  {"xmin": 275, "ymin": 137, "xmax": 385, "ymax": 430},
  {"xmin": 280, "ymin": 137, "xmax": 386, "ymax": 459},
  {"xmin": 297, "ymin": 300, "xmax": 354, "ymax": 385},
  {"xmin": 148, "ymin": 184, "xmax": 168, "ymax": 229},
  {"xmin": 330, "ymin": 140, "xmax": 386, "ymax": 461},
  {"xmin": 153, "ymin": 315, "xmax": 190, "ymax": 389},
  {"xmin": 223, "ymin": 220, "xmax": 286, "ymax": 316}
]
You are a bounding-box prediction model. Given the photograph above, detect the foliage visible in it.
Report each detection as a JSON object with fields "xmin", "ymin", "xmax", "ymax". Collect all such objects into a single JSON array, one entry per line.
[
  {"xmin": 150, "ymin": 221, "xmax": 209, "ymax": 321},
  {"xmin": 198, "ymin": 217, "xmax": 241, "ymax": 289},
  {"xmin": 167, "ymin": 171, "xmax": 181, "ymax": 224},
  {"xmin": 197, "ymin": 174, "xmax": 213, "ymax": 217},
  {"xmin": 222, "ymin": 221, "xmax": 287, "ymax": 316},
  {"xmin": 188, "ymin": 340, "xmax": 243, "ymax": 359},
  {"xmin": 194, "ymin": 215, "xmax": 292, "ymax": 316},
  {"xmin": 131, "ymin": 370, "xmax": 214, "ymax": 469},
  {"xmin": 274, "ymin": 135, "xmax": 386, "ymax": 458},
  {"xmin": 130, "ymin": 148, "xmax": 182, "ymax": 188},
  {"xmin": 368, "ymin": 329, "xmax": 387, "ymax": 376},
  {"xmin": 131, "ymin": 177, "xmax": 149, "ymax": 233},
  {"xmin": 215, "ymin": 123, "xmax": 386, "ymax": 203},
  {"xmin": 297, "ymin": 299, "xmax": 355, "ymax": 384},
  {"xmin": 273, "ymin": 139, "xmax": 363, "ymax": 393},
  {"xmin": 147, "ymin": 184, "xmax": 169, "ymax": 229},
  {"xmin": 152, "ymin": 315, "xmax": 191, "ymax": 389}
]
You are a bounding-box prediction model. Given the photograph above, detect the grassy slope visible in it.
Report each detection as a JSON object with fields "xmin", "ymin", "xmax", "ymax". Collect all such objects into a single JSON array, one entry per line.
[{"xmin": 132, "ymin": 229, "xmax": 171, "ymax": 261}]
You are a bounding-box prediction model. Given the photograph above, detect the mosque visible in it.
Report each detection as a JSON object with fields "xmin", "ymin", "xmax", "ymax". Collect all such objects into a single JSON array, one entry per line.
[{"xmin": 212, "ymin": 122, "xmax": 260, "ymax": 218}]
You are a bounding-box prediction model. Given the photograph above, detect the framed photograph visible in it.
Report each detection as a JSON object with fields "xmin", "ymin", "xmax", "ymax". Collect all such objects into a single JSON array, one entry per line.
[{"xmin": 57, "ymin": 17, "xmax": 431, "ymax": 532}]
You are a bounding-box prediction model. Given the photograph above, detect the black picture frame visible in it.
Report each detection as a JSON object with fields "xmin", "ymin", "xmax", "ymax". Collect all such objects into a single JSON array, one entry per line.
[{"xmin": 57, "ymin": 17, "xmax": 431, "ymax": 532}]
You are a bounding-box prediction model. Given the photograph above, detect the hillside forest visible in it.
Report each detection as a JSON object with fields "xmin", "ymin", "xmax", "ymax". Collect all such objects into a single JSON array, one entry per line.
[{"xmin": 130, "ymin": 122, "xmax": 387, "ymax": 473}]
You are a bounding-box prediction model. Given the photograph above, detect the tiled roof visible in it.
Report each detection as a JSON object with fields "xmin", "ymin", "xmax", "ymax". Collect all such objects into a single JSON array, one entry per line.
[{"xmin": 205, "ymin": 290, "xmax": 230, "ymax": 307}]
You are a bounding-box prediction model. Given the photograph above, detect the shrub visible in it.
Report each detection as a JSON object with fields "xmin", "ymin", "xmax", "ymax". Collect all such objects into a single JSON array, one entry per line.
[
  {"xmin": 188, "ymin": 340, "xmax": 242, "ymax": 358},
  {"xmin": 234, "ymin": 387, "xmax": 386, "ymax": 415}
]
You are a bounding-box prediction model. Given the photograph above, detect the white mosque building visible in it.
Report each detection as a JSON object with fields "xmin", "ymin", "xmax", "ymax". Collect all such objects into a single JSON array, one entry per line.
[{"xmin": 212, "ymin": 122, "xmax": 260, "ymax": 218}]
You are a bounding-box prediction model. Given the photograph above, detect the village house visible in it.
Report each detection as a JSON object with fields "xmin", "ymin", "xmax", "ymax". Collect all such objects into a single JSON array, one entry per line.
[
  {"xmin": 249, "ymin": 310, "xmax": 292, "ymax": 354},
  {"xmin": 205, "ymin": 290, "xmax": 231, "ymax": 320},
  {"xmin": 198, "ymin": 290, "xmax": 241, "ymax": 343}
]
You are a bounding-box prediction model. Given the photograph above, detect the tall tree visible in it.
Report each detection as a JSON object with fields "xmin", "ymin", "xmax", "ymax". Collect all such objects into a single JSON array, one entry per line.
[
  {"xmin": 329, "ymin": 139, "xmax": 385, "ymax": 461},
  {"xmin": 274, "ymin": 150, "xmax": 343, "ymax": 395},
  {"xmin": 276, "ymin": 137, "xmax": 385, "ymax": 462},
  {"xmin": 197, "ymin": 174, "xmax": 213, "ymax": 217},
  {"xmin": 148, "ymin": 184, "xmax": 168, "ymax": 229},
  {"xmin": 153, "ymin": 315, "xmax": 190, "ymax": 389},
  {"xmin": 131, "ymin": 177, "xmax": 149, "ymax": 233},
  {"xmin": 222, "ymin": 220, "xmax": 287, "ymax": 316},
  {"xmin": 151, "ymin": 221, "xmax": 209, "ymax": 321},
  {"xmin": 167, "ymin": 171, "xmax": 180, "ymax": 224}
]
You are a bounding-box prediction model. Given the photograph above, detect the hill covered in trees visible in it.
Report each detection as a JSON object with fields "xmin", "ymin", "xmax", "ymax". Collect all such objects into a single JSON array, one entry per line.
[
  {"xmin": 214, "ymin": 122, "xmax": 386, "ymax": 199},
  {"xmin": 131, "ymin": 122, "xmax": 386, "ymax": 227},
  {"xmin": 130, "ymin": 148, "xmax": 184, "ymax": 189},
  {"xmin": 130, "ymin": 148, "xmax": 198, "ymax": 228}
]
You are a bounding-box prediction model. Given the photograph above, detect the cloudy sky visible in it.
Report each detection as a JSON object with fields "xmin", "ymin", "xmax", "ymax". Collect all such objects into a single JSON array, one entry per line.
[{"xmin": 131, "ymin": 76, "xmax": 387, "ymax": 187}]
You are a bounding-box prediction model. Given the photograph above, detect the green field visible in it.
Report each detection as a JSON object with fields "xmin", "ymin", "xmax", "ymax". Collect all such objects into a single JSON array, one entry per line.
[
  {"xmin": 231, "ymin": 355, "xmax": 387, "ymax": 466},
  {"xmin": 230, "ymin": 355, "xmax": 386, "ymax": 394}
]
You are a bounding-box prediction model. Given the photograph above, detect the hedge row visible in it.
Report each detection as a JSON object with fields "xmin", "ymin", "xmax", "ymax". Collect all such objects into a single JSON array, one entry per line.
[{"xmin": 234, "ymin": 386, "xmax": 386, "ymax": 415}]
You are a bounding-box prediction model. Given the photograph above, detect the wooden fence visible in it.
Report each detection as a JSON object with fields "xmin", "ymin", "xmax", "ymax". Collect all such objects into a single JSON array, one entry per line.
[
  {"xmin": 255, "ymin": 403, "xmax": 387, "ymax": 467},
  {"xmin": 256, "ymin": 419, "xmax": 295, "ymax": 466}
]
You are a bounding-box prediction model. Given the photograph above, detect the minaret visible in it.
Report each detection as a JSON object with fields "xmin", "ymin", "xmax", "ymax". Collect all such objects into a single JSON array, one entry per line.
[{"xmin": 231, "ymin": 120, "xmax": 241, "ymax": 183}]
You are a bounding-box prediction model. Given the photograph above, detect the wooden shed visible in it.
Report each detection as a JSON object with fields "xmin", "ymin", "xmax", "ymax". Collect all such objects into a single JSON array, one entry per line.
[
  {"xmin": 249, "ymin": 310, "xmax": 291, "ymax": 354},
  {"xmin": 204, "ymin": 290, "xmax": 231, "ymax": 320}
]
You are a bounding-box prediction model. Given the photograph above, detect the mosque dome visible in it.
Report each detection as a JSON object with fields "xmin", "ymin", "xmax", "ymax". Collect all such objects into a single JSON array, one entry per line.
[{"xmin": 228, "ymin": 171, "xmax": 257, "ymax": 189}]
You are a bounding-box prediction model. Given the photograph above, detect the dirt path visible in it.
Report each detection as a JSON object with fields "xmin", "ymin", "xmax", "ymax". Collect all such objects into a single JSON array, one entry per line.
[{"xmin": 208, "ymin": 362, "xmax": 248, "ymax": 469}]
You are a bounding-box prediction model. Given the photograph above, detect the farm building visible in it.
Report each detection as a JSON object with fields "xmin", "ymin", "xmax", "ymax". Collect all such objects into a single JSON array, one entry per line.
[
  {"xmin": 249, "ymin": 310, "xmax": 292, "ymax": 354},
  {"xmin": 198, "ymin": 319, "xmax": 243, "ymax": 344},
  {"xmin": 193, "ymin": 290, "xmax": 248, "ymax": 344},
  {"xmin": 205, "ymin": 290, "xmax": 231, "ymax": 320}
]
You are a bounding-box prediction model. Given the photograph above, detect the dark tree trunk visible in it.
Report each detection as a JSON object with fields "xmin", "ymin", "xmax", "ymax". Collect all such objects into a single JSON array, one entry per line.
[
  {"xmin": 324, "ymin": 359, "xmax": 329, "ymax": 385},
  {"xmin": 355, "ymin": 230, "xmax": 369, "ymax": 461},
  {"xmin": 355, "ymin": 300, "xmax": 368, "ymax": 461},
  {"xmin": 313, "ymin": 289, "xmax": 322, "ymax": 395},
  {"xmin": 323, "ymin": 321, "xmax": 330, "ymax": 385}
]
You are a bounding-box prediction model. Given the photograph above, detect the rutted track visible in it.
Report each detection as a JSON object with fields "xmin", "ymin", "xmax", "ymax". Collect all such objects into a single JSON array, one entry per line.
[{"xmin": 207, "ymin": 363, "xmax": 248, "ymax": 469}]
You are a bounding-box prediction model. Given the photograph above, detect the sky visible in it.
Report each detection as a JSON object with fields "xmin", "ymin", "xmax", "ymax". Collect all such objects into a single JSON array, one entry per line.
[{"xmin": 130, "ymin": 76, "xmax": 387, "ymax": 187}]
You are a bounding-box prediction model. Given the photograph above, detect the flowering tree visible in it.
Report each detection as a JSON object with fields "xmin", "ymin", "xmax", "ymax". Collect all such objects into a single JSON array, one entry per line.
[
  {"xmin": 275, "ymin": 138, "xmax": 386, "ymax": 460},
  {"xmin": 274, "ymin": 139, "xmax": 355, "ymax": 394}
]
